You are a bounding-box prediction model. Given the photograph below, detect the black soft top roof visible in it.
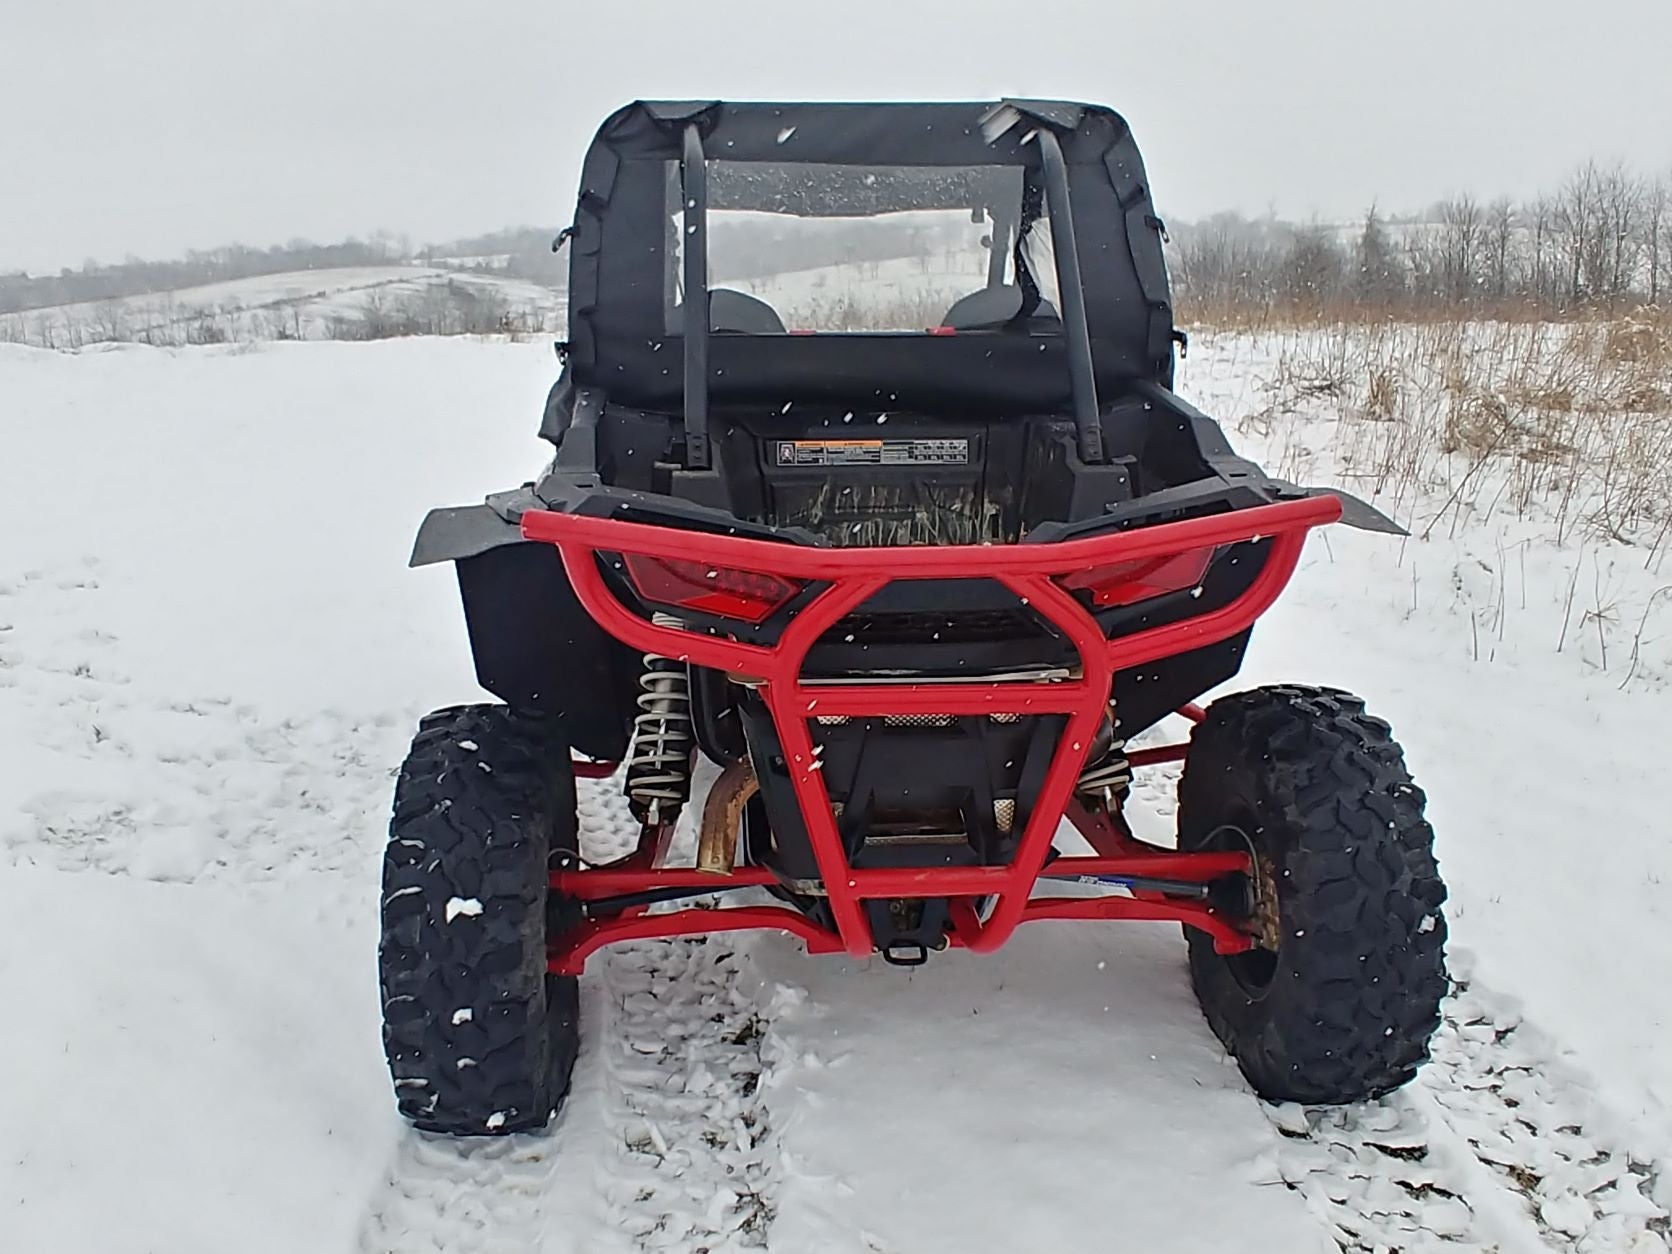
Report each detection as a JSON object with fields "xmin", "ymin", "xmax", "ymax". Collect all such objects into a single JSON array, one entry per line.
[
  {"xmin": 589, "ymin": 98, "xmax": 1098, "ymax": 171},
  {"xmin": 564, "ymin": 99, "xmax": 1175, "ymax": 415}
]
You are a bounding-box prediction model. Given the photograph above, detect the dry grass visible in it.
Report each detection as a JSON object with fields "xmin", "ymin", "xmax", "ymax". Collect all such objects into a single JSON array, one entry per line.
[{"xmin": 1240, "ymin": 308, "xmax": 1672, "ymax": 559}]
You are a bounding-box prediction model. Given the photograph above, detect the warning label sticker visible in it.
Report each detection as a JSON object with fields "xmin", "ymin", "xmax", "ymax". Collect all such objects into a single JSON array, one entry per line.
[{"xmin": 773, "ymin": 438, "xmax": 969, "ymax": 467}]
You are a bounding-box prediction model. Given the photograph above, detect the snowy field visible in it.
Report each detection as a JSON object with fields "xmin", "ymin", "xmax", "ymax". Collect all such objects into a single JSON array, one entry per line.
[
  {"xmin": 0, "ymin": 267, "xmax": 565, "ymax": 347},
  {"xmin": 724, "ymin": 253, "xmax": 981, "ymax": 331},
  {"xmin": 2, "ymin": 336, "xmax": 1670, "ymax": 1252}
]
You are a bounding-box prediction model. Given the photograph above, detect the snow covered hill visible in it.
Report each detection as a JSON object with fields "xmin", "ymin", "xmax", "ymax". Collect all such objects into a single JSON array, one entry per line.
[
  {"xmin": 0, "ymin": 267, "xmax": 566, "ymax": 348},
  {"xmin": 2, "ymin": 337, "xmax": 1669, "ymax": 1252}
]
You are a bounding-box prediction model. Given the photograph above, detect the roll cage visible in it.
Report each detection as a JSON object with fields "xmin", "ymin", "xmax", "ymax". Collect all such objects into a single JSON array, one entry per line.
[{"xmin": 669, "ymin": 109, "xmax": 1107, "ymax": 466}]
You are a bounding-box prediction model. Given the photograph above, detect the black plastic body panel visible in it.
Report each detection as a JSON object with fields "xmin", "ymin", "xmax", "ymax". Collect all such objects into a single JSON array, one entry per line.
[
  {"xmin": 736, "ymin": 701, "xmax": 1043, "ymax": 881},
  {"xmin": 455, "ymin": 542, "xmax": 639, "ymax": 760},
  {"xmin": 690, "ymin": 664, "xmax": 748, "ymax": 765}
]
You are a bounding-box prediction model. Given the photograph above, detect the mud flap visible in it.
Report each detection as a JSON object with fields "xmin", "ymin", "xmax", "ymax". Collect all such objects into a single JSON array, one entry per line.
[
  {"xmin": 409, "ymin": 502, "xmax": 525, "ymax": 567},
  {"xmin": 1308, "ymin": 488, "xmax": 1407, "ymax": 536}
]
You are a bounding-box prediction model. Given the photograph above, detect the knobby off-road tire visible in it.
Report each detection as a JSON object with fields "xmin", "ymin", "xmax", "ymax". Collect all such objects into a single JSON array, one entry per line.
[
  {"xmin": 379, "ymin": 704, "xmax": 581, "ymax": 1135},
  {"xmin": 1179, "ymin": 685, "xmax": 1448, "ymax": 1104}
]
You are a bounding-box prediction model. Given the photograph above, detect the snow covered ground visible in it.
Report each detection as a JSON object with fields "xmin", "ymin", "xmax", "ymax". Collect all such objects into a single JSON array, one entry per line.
[
  {"xmin": 2, "ymin": 335, "xmax": 1670, "ymax": 1252},
  {"xmin": 0, "ymin": 267, "xmax": 565, "ymax": 347}
]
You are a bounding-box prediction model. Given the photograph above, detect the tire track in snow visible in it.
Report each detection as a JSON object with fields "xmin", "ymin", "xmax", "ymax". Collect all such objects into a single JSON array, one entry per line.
[
  {"xmin": 582, "ymin": 938, "xmax": 780, "ymax": 1252},
  {"xmin": 569, "ymin": 777, "xmax": 788, "ymax": 1253},
  {"xmin": 1132, "ymin": 750, "xmax": 1670, "ymax": 1251},
  {"xmin": 356, "ymin": 778, "xmax": 793, "ymax": 1253},
  {"xmin": 347, "ymin": 940, "xmax": 785, "ymax": 1254},
  {"xmin": 351, "ymin": 778, "xmax": 634, "ymax": 1254},
  {"xmin": 356, "ymin": 1131, "xmax": 563, "ymax": 1254},
  {"xmin": 1265, "ymin": 971, "xmax": 1671, "ymax": 1252}
]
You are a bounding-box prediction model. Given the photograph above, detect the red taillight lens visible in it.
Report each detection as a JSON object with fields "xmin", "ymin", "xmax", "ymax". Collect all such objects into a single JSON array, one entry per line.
[
  {"xmin": 1058, "ymin": 547, "xmax": 1216, "ymax": 608},
  {"xmin": 621, "ymin": 554, "xmax": 802, "ymax": 623}
]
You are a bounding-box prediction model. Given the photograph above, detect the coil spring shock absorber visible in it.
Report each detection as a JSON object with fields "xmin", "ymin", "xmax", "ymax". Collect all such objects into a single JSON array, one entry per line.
[{"xmin": 624, "ymin": 613, "xmax": 695, "ymax": 826}]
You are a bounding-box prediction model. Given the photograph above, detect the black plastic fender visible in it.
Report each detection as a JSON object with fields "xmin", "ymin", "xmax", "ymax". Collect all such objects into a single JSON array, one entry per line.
[{"xmin": 409, "ymin": 502, "xmax": 638, "ymax": 760}]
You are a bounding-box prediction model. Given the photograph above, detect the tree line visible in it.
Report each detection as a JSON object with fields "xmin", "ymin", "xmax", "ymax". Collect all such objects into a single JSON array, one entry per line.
[
  {"xmin": 0, "ymin": 226, "xmax": 574, "ymax": 318},
  {"xmin": 0, "ymin": 235, "xmax": 420, "ymax": 316},
  {"xmin": 1168, "ymin": 160, "xmax": 1672, "ymax": 322},
  {"xmin": 11, "ymin": 158, "xmax": 1671, "ymax": 328}
]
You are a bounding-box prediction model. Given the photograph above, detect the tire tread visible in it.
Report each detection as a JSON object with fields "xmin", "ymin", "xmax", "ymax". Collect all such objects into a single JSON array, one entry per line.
[
  {"xmin": 378, "ymin": 703, "xmax": 580, "ymax": 1135},
  {"xmin": 1180, "ymin": 684, "xmax": 1448, "ymax": 1104}
]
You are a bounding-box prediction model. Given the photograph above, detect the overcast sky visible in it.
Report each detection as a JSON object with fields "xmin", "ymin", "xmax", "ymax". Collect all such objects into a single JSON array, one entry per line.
[{"xmin": 4, "ymin": 0, "xmax": 1670, "ymax": 272}]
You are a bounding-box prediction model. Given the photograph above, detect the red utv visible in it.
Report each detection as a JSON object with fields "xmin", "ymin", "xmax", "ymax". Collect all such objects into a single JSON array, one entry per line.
[{"xmin": 380, "ymin": 99, "xmax": 1448, "ymax": 1136}]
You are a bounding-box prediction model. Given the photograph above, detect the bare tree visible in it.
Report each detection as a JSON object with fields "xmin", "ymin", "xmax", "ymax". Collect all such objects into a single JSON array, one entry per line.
[
  {"xmin": 1555, "ymin": 162, "xmax": 1602, "ymax": 304},
  {"xmin": 88, "ymin": 299, "xmax": 130, "ymax": 343},
  {"xmin": 1527, "ymin": 195, "xmax": 1558, "ymax": 306},
  {"xmin": 1642, "ymin": 176, "xmax": 1668, "ymax": 304},
  {"xmin": 1483, "ymin": 198, "xmax": 1515, "ymax": 303},
  {"xmin": 1169, "ymin": 212, "xmax": 1287, "ymax": 320},
  {"xmin": 1435, "ymin": 195, "xmax": 1485, "ymax": 305},
  {"xmin": 1594, "ymin": 164, "xmax": 1644, "ymax": 303}
]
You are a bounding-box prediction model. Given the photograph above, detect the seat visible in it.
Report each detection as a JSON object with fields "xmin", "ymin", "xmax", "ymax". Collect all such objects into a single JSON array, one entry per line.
[
  {"xmin": 939, "ymin": 286, "xmax": 1059, "ymax": 330},
  {"xmin": 710, "ymin": 288, "xmax": 786, "ymax": 333}
]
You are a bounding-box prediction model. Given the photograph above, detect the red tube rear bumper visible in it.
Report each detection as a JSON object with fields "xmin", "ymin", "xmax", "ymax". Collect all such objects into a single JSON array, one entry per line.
[{"xmin": 521, "ymin": 494, "xmax": 1340, "ymax": 970}]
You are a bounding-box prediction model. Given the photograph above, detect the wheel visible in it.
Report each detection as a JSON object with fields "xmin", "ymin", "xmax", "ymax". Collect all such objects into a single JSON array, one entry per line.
[
  {"xmin": 1178, "ymin": 685, "xmax": 1448, "ymax": 1104},
  {"xmin": 378, "ymin": 703, "xmax": 582, "ymax": 1135}
]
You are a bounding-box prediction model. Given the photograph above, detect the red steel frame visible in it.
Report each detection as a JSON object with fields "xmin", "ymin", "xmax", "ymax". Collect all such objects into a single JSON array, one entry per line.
[{"xmin": 521, "ymin": 495, "xmax": 1340, "ymax": 975}]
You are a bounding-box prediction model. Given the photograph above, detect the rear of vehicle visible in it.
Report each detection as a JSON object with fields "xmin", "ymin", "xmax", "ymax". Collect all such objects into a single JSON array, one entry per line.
[{"xmin": 383, "ymin": 101, "xmax": 1446, "ymax": 1138}]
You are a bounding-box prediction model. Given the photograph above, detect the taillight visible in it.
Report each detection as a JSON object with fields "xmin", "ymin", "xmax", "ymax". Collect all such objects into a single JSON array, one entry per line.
[
  {"xmin": 1058, "ymin": 547, "xmax": 1216, "ymax": 608},
  {"xmin": 621, "ymin": 554, "xmax": 802, "ymax": 623}
]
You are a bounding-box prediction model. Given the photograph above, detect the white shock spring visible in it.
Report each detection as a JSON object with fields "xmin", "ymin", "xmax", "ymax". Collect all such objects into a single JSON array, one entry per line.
[{"xmin": 624, "ymin": 613, "xmax": 695, "ymax": 825}]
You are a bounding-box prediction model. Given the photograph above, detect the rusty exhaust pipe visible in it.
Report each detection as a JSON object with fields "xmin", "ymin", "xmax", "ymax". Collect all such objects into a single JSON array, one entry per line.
[{"xmin": 697, "ymin": 759, "xmax": 758, "ymax": 874}]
